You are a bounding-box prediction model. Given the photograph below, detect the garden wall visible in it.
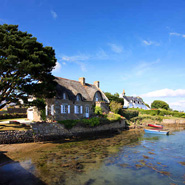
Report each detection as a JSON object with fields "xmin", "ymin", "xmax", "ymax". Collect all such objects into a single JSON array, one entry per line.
[
  {"xmin": 0, "ymin": 120, "xmax": 126, "ymax": 144},
  {"xmin": 162, "ymin": 119, "xmax": 185, "ymax": 125}
]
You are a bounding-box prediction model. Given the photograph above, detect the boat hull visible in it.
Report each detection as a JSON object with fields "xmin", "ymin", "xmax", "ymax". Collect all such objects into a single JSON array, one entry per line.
[
  {"xmin": 144, "ymin": 129, "xmax": 169, "ymax": 135},
  {"xmin": 148, "ymin": 124, "xmax": 163, "ymax": 128}
]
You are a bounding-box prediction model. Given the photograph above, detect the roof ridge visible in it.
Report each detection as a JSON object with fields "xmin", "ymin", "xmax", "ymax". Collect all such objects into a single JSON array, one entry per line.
[{"xmin": 55, "ymin": 76, "xmax": 95, "ymax": 86}]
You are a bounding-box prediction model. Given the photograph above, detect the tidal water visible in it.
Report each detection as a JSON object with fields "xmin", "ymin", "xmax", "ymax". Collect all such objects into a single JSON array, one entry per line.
[{"xmin": 0, "ymin": 129, "xmax": 185, "ymax": 185}]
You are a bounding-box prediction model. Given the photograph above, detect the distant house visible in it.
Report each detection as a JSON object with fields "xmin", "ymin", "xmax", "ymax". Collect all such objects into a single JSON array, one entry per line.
[
  {"xmin": 119, "ymin": 90, "xmax": 150, "ymax": 110},
  {"xmin": 28, "ymin": 77, "xmax": 110, "ymax": 121}
]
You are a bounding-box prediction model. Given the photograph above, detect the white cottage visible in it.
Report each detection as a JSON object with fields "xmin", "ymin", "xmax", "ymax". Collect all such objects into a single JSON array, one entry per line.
[{"xmin": 120, "ymin": 90, "xmax": 150, "ymax": 110}]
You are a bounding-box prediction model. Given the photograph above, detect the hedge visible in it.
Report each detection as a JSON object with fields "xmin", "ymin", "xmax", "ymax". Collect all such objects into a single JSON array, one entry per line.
[
  {"xmin": 132, "ymin": 108, "xmax": 185, "ymax": 118},
  {"xmin": 119, "ymin": 109, "xmax": 139, "ymax": 120},
  {"xmin": 58, "ymin": 113, "xmax": 122, "ymax": 129},
  {"xmin": 0, "ymin": 113, "xmax": 27, "ymax": 119}
]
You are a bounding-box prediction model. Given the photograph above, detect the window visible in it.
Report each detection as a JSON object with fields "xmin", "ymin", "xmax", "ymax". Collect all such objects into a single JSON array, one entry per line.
[
  {"xmin": 45, "ymin": 105, "xmax": 48, "ymax": 116},
  {"xmin": 61, "ymin": 104, "xmax": 70, "ymax": 114},
  {"xmin": 74, "ymin": 105, "xmax": 83, "ymax": 114},
  {"xmin": 76, "ymin": 95, "xmax": 80, "ymax": 101},
  {"xmin": 63, "ymin": 93, "xmax": 66, "ymax": 99},
  {"xmin": 51, "ymin": 105, "xmax": 54, "ymax": 115}
]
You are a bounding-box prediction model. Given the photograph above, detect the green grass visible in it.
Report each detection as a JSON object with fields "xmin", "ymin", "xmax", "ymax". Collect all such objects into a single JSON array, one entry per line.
[
  {"xmin": 0, "ymin": 123, "xmax": 31, "ymax": 131},
  {"xmin": 0, "ymin": 118, "xmax": 27, "ymax": 122}
]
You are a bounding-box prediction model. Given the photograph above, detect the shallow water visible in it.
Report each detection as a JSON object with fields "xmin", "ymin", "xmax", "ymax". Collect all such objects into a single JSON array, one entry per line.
[{"xmin": 1, "ymin": 129, "xmax": 185, "ymax": 185}]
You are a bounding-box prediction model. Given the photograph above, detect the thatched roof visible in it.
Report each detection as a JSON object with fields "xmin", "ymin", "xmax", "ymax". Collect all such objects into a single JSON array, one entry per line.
[{"xmin": 55, "ymin": 77, "xmax": 109, "ymax": 103}]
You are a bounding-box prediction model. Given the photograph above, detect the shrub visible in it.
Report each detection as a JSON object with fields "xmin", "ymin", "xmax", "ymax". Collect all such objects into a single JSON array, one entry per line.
[
  {"xmin": 107, "ymin": 113, "xmax": 121, "ymax": 122},
  {"xmin": 58, "ymin": 113, "xmax": 122, "ymax": 129},
  {"xmin": 109, "ymin": 101, "xmax": 122, "ymax": 114},
  {"xmin": 119, "ymin": 109, "xmax": 139, "ymax": 120},
  {"xmin": 40, "ymin": 109, "xmax": 46, "ymax": 121},
  {"xmin": 104, "ymin": 92, "xmax": 124, "ymax": 105},
  {"xmin": 81, "ymin": 117, "xmax": 100, "ymax": 127},
  {"xmin": 58, "ymin": 120, "xmax": 78, "ymax": 129},
  {"xmin": 151, "ymin": 100, "xmax": 169, "ymax": 110},
  {"xmin": 94, "ymin": 106, "xmax": 103, "ymax": 115}
]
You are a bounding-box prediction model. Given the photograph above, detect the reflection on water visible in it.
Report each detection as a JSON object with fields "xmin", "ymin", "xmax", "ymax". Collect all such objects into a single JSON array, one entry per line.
[{"xmin": 1, "ymin": 129, "xmax": 185, "ymax": 185}]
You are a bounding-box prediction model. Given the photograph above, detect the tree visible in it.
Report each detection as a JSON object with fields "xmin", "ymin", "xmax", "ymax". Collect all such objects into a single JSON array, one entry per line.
[
  {"xmin": 0, "ymin": 24, "xmax": 57, "ymax": 109},
  {"xmin": 151, "ymin": 100, "xmax": 169, "ymax": 110},
  {"xmin": 104, "ymin": 92, "xmax": 124, "ymax": 105},
  {"xmin": 109, "ymin": 101, "xmax": 122, "ymax": 114}
]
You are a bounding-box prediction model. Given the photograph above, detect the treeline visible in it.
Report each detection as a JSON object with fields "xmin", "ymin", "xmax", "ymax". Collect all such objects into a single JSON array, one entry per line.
[{"xmin": 130, "ymin": 108, "xmax": 185, "ymax": 118}]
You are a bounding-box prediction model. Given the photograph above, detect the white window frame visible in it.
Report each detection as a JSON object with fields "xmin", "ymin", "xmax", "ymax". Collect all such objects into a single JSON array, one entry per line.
[
  {"xmin": 63, "ymin": 93, "xmax": 66, "ymax": 99},
  {"xmin": 76, "ymin": 95, "xmax": 80, "ymax": 101},
  {"xmin": 80, "ymin": 106, "xmax": 83, "ymax": 114},
  {"xmin": 45, "ymin": 105, "xmax": 48, "ymax": 116},
  {"xmin": 51, "ymin": 105, "xmax": 54, "ymax": 115},
  {"xmin": 74, "ymin": 105, "xmax": 81, "ymax": 114},
  {"xmin": 61, "ymin": 104, "xmax": 69, "ymax": 114}
]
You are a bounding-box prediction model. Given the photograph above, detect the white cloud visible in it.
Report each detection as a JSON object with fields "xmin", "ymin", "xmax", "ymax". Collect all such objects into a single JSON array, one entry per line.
[
  {"xmin": 60, "ymin": 54, "xmax": 89, "ymax": 72},
  {"xmin": 141, "ymin": 89, "xmax": 185, "ymax": 98},
  {"xmin": 169, "ymin": 100, "xmax": 185, "ymax": 111},
  {"xmin": 61, "ymin": 54, "xmax": 90, "ymax": 62},
  {"xmin": 108, "ymin": 43, "xmax": 123, "ymax": 53},
  {"xmin": 142, "ymin": 40, "xmax": 160, "ymax": 46},
  {"xmin": 169, "ymin": 32, "xmax": 185, "ymax": 38},
  {"xmin": 135, "ymin": 59, "xmax": 160, "ymax": 76},
  {"xmin": 53, "ymin": 62, "xmax": 61, "ymax": 72},
  {"xmin": 51, "ymin": 10, "xmax": 57, "ymax": 19}
]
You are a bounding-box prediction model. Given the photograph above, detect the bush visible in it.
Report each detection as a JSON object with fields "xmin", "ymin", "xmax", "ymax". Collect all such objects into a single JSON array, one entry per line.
[
  {"xmin": 109, "ymin": 101, "xmax": 122, "ymax": 114},
  {"xmin": 94, "ymin": 106, "xmax": 103, "ymax": 115},
  {"xmin": 151, "ymin": 100, "xmax": 169, "ymax": 110},
  {"xmin": 58, "ymin": 120, "xmax": 78, "ymax": 129},
  {"xmin": 81, "ymin": 117, "xmax": 100, "ymax": 127},
  {"xmin": 0, "ymin": 113, "xmax": 27, "ymax": 119},
  {"xmin": 104, "ymin": 92, "xmax": 124, "ymax": 105},
  {"xmin": 135, "ymin": 108, "xmax": 185, "ymax": 118},
  {"xmin": 119, "ymin": 109, "xmax": 139, "ymax": 120},
  {"xmin": 58, "ymin": 113, "xmax": 122, "ymax": 129},
  {"xmin": 107, "ymin": 113, "xmax": 121, "ymax": 122},
  {"xmin": 40, "ymin": 110, "xmax": 46, "ymax": 121}
]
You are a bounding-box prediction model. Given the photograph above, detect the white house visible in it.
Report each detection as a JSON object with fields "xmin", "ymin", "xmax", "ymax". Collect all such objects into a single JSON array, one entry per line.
[{"xmin": 119, "ymin": 90, "xmax": 150, "ymax": 110}]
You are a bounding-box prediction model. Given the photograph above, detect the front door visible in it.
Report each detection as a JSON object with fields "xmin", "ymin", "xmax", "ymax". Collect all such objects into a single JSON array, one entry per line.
[{"xmin": 85, "ymin": 106, "xmax": 89, "ymax": 118}]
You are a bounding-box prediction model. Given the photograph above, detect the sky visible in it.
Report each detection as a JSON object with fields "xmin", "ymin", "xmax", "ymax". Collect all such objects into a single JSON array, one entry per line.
[{"xmin": 1, "ymin": 0, "xmax": 185, "ymax": 111}]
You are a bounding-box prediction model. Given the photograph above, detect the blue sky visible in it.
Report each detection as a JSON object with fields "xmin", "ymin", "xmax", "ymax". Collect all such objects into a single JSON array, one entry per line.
[{"xmin": 1, "ymin": 0, "xmax": 185, "ymax": 111}]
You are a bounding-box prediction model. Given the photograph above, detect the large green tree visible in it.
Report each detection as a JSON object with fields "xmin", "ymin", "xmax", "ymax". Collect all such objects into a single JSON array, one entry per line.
[
  {"xmin": 151, "ymin": 100, "xmax": 169, "ymax": 110},
  {"xmin": 104, "ymin": 92, "xmax": 124, "ymax": 105},
  {"xmin": 0, "ymin": 24, "xmax": 57, "ymax": 109}
]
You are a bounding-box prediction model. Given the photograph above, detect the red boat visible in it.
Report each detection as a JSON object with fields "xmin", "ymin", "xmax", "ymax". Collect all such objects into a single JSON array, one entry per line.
[{"xmin": 148, "ymin": 124, "xmax": 163, "ymax": 129}]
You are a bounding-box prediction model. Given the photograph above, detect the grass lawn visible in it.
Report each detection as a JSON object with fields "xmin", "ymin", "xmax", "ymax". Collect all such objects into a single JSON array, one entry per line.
[
  {"xmin": 0, "ymin": 118, "xmax": 27, "ymax": 122},
  {"xmin": 0, "ymin": 122, "xmax": 31, "ymax": 131},
  {"xmin": 0, "ymin": 118, "xmax": 31, "ymax": 131}
]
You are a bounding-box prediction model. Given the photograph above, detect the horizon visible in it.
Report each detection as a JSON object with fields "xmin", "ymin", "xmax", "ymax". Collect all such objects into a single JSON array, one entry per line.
[{"xmin": 1, "ymin": 0, "xmax": 185, "ymax": 111}]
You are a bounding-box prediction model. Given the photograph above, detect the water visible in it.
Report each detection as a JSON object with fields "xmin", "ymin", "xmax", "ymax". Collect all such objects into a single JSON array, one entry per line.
[{"xmin": 0, "ymin": 129, "xmax": 185, "ymax": 185}]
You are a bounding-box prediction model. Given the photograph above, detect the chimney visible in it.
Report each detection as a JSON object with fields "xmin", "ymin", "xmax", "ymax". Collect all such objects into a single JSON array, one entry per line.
[
  {"xmin": 94, "ymin": 81, "xmax": 100, "ymax": 88},
  {"xmin": 79, "ymin": 77, "xmax": 85, "ymax": 86},
  {"xmin": 123, "ymin": 89, "xmax": 125, "ymax": 96}
]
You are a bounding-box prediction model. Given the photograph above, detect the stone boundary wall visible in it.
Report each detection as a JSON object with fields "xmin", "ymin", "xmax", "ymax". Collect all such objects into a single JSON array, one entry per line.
[
  {"xmin": 0, "ymin": 111, "xmax": 8, "ymax": 115},
  {"xmin": 0, "ymin": 120, "xmax": 126, "ymax": 144},
  {"xmin": 0, "ymin": 130, "xmax": 34, "ymax": 144},
  {"xmin": 8, "ymin": 108, "xmax": 27, "ymax": 113},
  {"xmin": 162, "ymin": 119, "xmax": 185, "ymax": 125},
  {"xmin": 31, "ymin": 120, "xmax": 126, "ymax": 141}
]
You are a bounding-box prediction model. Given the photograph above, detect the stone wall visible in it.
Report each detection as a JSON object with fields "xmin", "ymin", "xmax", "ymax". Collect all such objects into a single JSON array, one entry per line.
[
  {"xmin": 0, "ymin": 120, "xmax": 126, "ymax": 144},
  {"xmin": 162, "ymin": 119, "xmax": 185, "ymax": 125},
  {"xmin": 31, "ymin": 120, "xmax": 125, "ymax": 140},
  {"xmin": 0, "ymin": 130, "xmax": 33, "ymax": 144}
]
